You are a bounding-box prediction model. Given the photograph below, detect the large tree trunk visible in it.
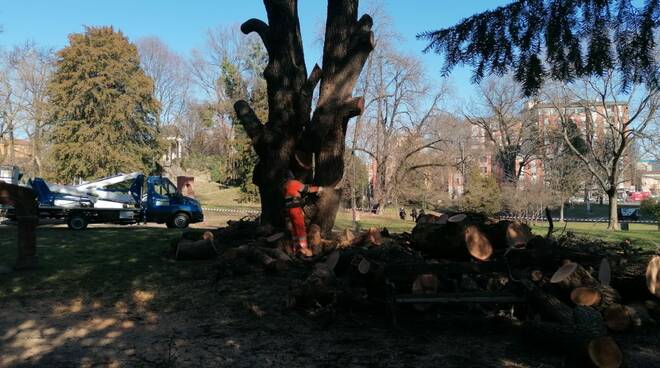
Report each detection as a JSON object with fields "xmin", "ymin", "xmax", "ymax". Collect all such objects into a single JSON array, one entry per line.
[
  {"xmin": 607, "ymin": 188, "xmax": 619, "ymax": 231},
  {"xmin": 235, "ymin": 0, "xmax": 374, "ymax": 234}
]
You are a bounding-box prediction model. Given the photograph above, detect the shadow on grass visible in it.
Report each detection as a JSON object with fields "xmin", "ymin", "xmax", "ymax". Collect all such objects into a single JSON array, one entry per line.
[{"xmin": 0, "ymin": 225, "xmax": 244, "ymax": 366}]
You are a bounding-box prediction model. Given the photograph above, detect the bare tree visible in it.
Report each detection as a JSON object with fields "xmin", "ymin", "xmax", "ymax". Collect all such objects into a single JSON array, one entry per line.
[
  {"xmin": 465, "ymin": 77, "xmax": 541, "ymax": 185},
  {"xmin": 542, "ymin": 131, "xmax": 588, "ymax": 222},
  {"xmin": 0, "ymin": 62, "xmax": 20, "ymax": 164},
  {"xmin": 136, "ymin": 37, "xmax": 190, "ymax": 129},
  {"xmin": 542, "ymin": 72, "xmax": 660, "ymax": 230},
  {"xmin": 7, "ymin": 43, "xmax": 54, "ymax": 175},
  {"xmin": 352, "ymin": 40, "xmax": 451, "ymax": 210}
]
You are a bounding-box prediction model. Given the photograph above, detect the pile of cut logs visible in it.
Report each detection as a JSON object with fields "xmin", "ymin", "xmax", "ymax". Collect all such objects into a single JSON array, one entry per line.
[{"xmin": 169, "ymin": 213, "xmax": 660, "ymax": 368}]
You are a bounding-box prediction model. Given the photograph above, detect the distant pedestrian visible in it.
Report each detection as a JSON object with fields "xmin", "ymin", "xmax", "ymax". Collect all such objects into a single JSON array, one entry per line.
[
  {"xmin": 411, "ymin": 208, "xmax": 418, "ymax": 221},
  {"xmin": 399, "ymin": 207, "xmax": 406, "ymax": 220}
]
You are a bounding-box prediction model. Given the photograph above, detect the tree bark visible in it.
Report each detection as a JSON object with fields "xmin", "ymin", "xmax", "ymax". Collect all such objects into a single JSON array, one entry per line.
[
  {"xmin": 0, "ymin": 183, "xmax": 39, "ymax": 269},
  {"xmin": 235, "ymin": 0, "xmax": 373, "ymax": 234},
  {"xmin": 607, "ymin": 188, "xmax": 619, "ymax": 230}
]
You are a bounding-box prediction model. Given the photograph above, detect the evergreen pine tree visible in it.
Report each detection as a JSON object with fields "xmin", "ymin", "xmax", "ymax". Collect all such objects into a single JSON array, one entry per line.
[{"xmin": 47, "ymin": 26, "xmax": 162, "ymax": 182}]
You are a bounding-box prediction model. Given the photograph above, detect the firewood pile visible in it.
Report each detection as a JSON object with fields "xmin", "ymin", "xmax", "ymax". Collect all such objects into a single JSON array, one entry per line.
[{"xmin": 169, "ymin": 214, "xmax": 660, "ymax": 368}]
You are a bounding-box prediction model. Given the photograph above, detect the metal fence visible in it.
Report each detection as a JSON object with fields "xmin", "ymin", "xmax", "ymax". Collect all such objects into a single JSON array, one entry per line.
[{"xmin": 202, "ymin": 206, "xmax": 658, "ymax": 225}]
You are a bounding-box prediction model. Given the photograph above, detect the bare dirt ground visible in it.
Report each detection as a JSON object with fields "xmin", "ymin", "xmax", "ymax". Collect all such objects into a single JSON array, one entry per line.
[
  {"xmin": 3, "ymin": 261, "xmax": 660, "ymax": 368},
  {"xmin": 0, "ymin": 268, "xmax": 558, "ymax": 368}
]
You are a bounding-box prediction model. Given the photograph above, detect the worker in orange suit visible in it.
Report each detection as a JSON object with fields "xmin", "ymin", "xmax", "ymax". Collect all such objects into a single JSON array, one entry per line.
[{"xmin": 283, "ymin": 171, "xmax": 322, "ymax": 257}]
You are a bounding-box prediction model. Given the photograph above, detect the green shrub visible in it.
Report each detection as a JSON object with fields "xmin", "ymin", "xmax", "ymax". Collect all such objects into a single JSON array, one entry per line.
[
  {"xmin": 460, "ymin": 169, "xmax": 502, "ymax": 215},
  {"xmin": 640, "ymin": 197, "xmax": 660, "ymax": 230}
]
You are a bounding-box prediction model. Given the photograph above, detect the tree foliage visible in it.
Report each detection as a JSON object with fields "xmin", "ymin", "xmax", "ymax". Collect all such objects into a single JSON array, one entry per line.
[
  {"xmin": 460, "ymin": 167, "xmax": 502, "ymax": 215},
  {"xmin": 419, "ymin": 0, "xmax": 660, "ymax": 95},
  {"xmin": 640, "ymin": 197, "xmax": 660, "ymax": 225},
  {"xmin": 47, "ymin": 27, "xmax": 161, "ymax": 182}
]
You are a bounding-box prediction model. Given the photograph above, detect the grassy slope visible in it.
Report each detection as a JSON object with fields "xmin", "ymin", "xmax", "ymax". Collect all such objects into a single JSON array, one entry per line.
[{"xmin": 194, "ymin": 182, "xmax": 259, "ymax": 209}]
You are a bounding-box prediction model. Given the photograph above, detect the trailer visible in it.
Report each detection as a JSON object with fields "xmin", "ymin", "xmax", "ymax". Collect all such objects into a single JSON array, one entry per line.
[{"xmin": 2, "ymin": 172, "xmax": 204, "ymax": 230}]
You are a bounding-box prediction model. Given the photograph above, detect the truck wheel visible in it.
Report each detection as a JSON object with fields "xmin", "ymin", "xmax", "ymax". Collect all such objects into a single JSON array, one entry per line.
[
  {"xmin": 170, "ymin": 213, "xmax": 190, "ymax": 229},
  {"xmin": 67, "ymin": 214, "xmax": 88, "ymax": 230}
]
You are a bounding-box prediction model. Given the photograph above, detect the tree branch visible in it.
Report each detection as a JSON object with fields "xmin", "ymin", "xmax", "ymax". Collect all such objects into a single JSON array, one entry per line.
[
  {"xmin": 234, "ymin": 100, "xmax": 264, "ymax": 149},
  {"xmin": 240, "ymin": 18, "xmax": 271, "ymax": 52},
  {"xmin": 343, "ymin": 96, "xmax": 365, "ymax": 119}
]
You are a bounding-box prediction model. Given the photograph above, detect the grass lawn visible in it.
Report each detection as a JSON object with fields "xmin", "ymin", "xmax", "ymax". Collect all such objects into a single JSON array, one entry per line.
[
  {"xmin": 531, "ymin": 222, "xmax": 660, "ymax": 250},
  {"xmin": 0, "ymin": 226, "xmax": 216, "ymax": 302},
  {"xmin": 2, "ymin": 213, "xmax": 657, "ymax": 301}
]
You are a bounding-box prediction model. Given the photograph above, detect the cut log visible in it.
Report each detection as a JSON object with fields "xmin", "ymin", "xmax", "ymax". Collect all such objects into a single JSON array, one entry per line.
[
  {"xmin": 464, "ymin": 225, "xmax": 493, "ymax": 261},
  {"xmin": 337, "ymin": 228, "xmax": 355, "ymax": 247},
  {"xmin": 308, "ymin": 224, "xmax": 322, "ymax": 248},
  {"xmin": 573, "ymin": 306, "xmax": 607, "ymax": 337},
  {"xmin": 594, "ymin": 285, "xmax": 621, "ymax": 312},
  {"xmin": 521, "ymin": 280, "xmax": 573, "ymax": 325},
  {"xmin": 552, "ymin": 263, "xmax": 597, "ymax": 292},
  {"xmin": 550, "ymin": 262, "xmax": 578, "ymax": 283},
  {"xmin": 645, "ymin": 300, "xmax": 660, "ymax": 321},
  {"xmin": 625, "ymin": 302, "xmax": 654, "ymax": 328},
  {"xmin": 599, "ymin": 258, "xmax": 611, "ymax": 286},
  {"xmin": 603, "ymin": 304, "xmax": 632, "ymax": 332},
  {"xmin": 646, "ymin": 255, "xmax": 660, "ymax": 298},
  {"xmin": 411, "ymin": 222, "xmax": 494, "ymax": 261},
  {"xmin": 416, "ymin": 214, "xmax": 446, "ymax": 224},
  {"xmin": 506, "ymin": 221, "xmax": 533, "ymax": 248},
  {"xmin": 448, "ymin": 213, "xmax": 467, "ymax": 223},
  {"xmin": 571, "ymin": 287, "xmax": 602, "ymax": 307},
  {"xmin": 202, "ymin": 231, "xmax": 214, "ymax": 241},
  {"xmin": 257, "ymin": 246, "xmax": 291, "ymax": 262},
  {"xmin": 266, "ymin": 232, "xmax": 285, "ymax": 243},
  {"xmin": 366, "ymin": 227, "xmax": 383, "ymax": 246},
  {"xmin": 221, "ymin": 245, "xmax": 288, "ymax": 273},
  {"xmin": 523, "ymin": 318, "xmax": 620, "ymax": 368},
  {"xmin": 411, "ymin": 273, "xmax": 438, "ymax": 311},
  {"xmin": 412, "ymin": 274, "xmax": 439, "ymax": 294},
  {"xmin": 175, "ymin": 239, "xmax": 218, "ymax": 260},
  {"xmin": 357, "ymin": 258, "xmax": 371, "ymax": 274},
  {"xmin": 324, "ymin": 250, "xmax": 340, "ymax": 271},
  {"xmin": 611, "ymin": 254, "xmax": 660, "ymax": 300},
  {"xmin": 588, "ymin": 336, "xmax": 623, "ymax": 368}
]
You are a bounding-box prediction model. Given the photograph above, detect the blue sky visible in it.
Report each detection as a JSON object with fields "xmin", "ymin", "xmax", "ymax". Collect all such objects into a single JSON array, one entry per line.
[{"xmin": 0, "ymin": 0, "xmax": 513, "ymax": 102}]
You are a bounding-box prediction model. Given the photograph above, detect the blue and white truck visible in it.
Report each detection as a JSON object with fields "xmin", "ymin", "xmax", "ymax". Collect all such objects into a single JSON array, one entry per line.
[{"xmin": 2, "ymin": 171, "xmax": 204, "ymax": 230}]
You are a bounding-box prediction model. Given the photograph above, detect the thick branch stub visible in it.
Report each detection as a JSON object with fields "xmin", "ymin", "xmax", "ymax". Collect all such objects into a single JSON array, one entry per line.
[
  {"xmin": 356, "ymin": 14, "xmax": 373, "ymax": 33},
  {"xmin": 344, "ymin": 96, "xmax": 365, "ymax": 119},
  {"xmin": 241, "ymin": 18, "xmax": 271, "ymax": 51},
  {"xmin": 234, "ymin": 100, "xmax": 264, "ymax": 148}
]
